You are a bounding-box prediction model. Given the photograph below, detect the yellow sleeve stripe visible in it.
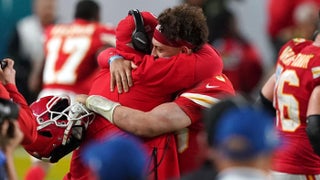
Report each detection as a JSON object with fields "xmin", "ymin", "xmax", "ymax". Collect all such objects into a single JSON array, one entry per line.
[
  {"xmin": 180, "ymin": 93, "xmax": 220, "ymax": 108},
  {"xmin": 312, "ymin": 66, "xmax": 320, "ymax": 79}
]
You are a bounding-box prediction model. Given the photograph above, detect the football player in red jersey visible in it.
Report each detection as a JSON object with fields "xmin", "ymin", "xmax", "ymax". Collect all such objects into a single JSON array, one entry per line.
[
  {"xmin": 86, "ymin": 5, "xmax": 234, "ymax": 176},
  {"xmin": 38, "ymin": 0, "xmax": 115, "ymax": 99},
  {"xmin": 26, "ymin": 0, "xmax": 116, "ymax": 179},
  {"xmin": 77, "ymin": 73, "xmax": 235, "ymax": 176},
  {"xmin": 76, "ymin": 6, "xmax": 233, "ymax": 178},
  {"xmin": 66, "ymin": 4, "xmax": 224, "ymax": 180},
  {"xmin": 260, "ymin": 33, "xmax": 320, "ymax": 178}
]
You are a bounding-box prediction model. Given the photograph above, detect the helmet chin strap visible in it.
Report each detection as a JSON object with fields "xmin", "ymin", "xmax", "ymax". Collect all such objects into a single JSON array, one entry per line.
[
  {"xmin": 41, "ymin": 156, "xmax": 52, "ymax": 163},
  {"xmin": 62, "ymin": 120, "xmax": 75, "ymax": 145}
]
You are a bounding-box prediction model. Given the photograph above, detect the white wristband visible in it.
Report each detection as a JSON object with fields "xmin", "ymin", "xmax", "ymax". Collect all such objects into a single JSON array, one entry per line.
[
  {"xmin": 85, "ymin": 95, "xmax": 120, "ymax": 124},
  {"xmin": 108, "ymin": 55, "xmax": 123, "ymax": 64}
]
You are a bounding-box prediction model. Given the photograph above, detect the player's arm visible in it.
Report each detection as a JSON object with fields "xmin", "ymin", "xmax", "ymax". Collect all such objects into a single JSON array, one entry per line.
[
  {"xmin": 97, "ymin": 47, "xmax": 118, "ymax": 69},
  {"xmin": 306, "ymin": 85, "xmax": 320, "ymax": 156},
  {"xmin": 256, "ymin": 73, "xmax": 276, "ymax": 116},
  {"xmin": 5, "ymin": 83, "xmax": 37, "ymax": 145},
  {"xmin": 77, "ymin": 95, "xmax": 191, "ymax": 137},
  {"xmin": 261, "ymin": 73, "xmax": 275, "ymax": 102},
  {"xmin": 0, "ymin": 59, "xmax": 37, "ymax": 145},
  {"xmin": 113, "ymin": 102, "xmax": 191, "ymax": 137}
]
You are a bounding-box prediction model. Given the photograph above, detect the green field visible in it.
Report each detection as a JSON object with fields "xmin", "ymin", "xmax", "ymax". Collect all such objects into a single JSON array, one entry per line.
[{"xmin": 14, "ymin": 147, "xmax": 71, "ymax": 180}]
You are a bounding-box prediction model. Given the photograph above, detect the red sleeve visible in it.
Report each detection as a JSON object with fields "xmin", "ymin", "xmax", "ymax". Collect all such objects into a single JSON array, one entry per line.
[
  {"xmin": 97, "ymin": 47, "xmax": 144, "ymax": 69},
  {"xmin": 118, "ymin": 50, "xmax": 144, "ymax": 65},
  {"xmin": 195, "ymin": 44, "xmax": 223, "ymax": 77},
  {"xmin": 174, "ymin": 74, "xmax": 235, "ymax": 123},
  {"xmin": 177, "ymin": 43, "xmax": 223, "ymax": 82},
  {"xmin": 0, "ymin": 83, "xmax": 10, "ymax": 99},
  {"xmin": 175, "ymin": 97, "xmax": 204, "ymax": 123},
  {"xmin": 5, "ymin": 83, "xmax": 37, "ymax": 145},
  {"xmin": 97, "ymin": 47, "xmax": 118, "ymax": 68}
]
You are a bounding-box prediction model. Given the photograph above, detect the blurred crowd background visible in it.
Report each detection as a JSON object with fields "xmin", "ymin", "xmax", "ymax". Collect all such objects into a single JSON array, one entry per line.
[
  {"xmin": 2, "ymin": 0, "xmax": 318, "ymax": 99},
  {"xmin": 0, "ymin": 0, "xmax": 275, "ymax": 70}
]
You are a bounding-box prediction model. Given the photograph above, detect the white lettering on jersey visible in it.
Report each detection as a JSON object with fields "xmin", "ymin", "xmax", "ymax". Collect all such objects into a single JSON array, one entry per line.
[{"xmin": 43, "ymin": 36, "xmax": 91, "ymax": 85}]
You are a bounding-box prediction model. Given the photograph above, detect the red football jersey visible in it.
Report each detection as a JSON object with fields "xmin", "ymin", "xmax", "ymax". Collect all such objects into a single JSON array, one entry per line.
[
  {"xmin": 92, "ymin": 44, "xmax": 223, "ymax": 111},
  {"xmin": 42, "ymin": 19, "xmax": 115, "ymax": 94},
  {"xmin": 174, "ymin": 74, "xmax": 235, "ymax": 174},
  {"xmin": 66, "ymin": 44, "xmax": 224, "ymax": 180},
  {"xmin": 2, "ymin": 84, "xmax": 37, "ymax": 145},
  {"xmin": 272, "ymin": 38, "xmax": 320, "ymax": 174}
]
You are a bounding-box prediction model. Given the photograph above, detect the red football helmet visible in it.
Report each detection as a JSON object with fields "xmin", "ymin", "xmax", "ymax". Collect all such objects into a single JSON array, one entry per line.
[{"xmin": 23, "ymin": 95, "xmax": 95, "ymax": 163}]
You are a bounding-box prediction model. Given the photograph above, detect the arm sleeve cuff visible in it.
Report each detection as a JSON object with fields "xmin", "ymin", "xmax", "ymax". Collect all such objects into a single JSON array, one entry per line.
[
  {"xmin": 86, "ymin": 95, "xmax": 120, "ymax": 123},
  {"xmin": 109, "ymin": 55, "xmax": 123, "ymax": 64}
]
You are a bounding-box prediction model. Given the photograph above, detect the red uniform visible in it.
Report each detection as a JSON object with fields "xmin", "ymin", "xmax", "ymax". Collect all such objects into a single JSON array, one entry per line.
[
  {"xmin": 41, "ymin": 19, "xmax": 115, "ymax": 96},
  {"xmin": 66, "ymin": 44, "xmax": 223, "ymax": 180},
  {"xmin": 174, "ymin": 74, "xmax": 235, "ymax": 174},
  {"xmin": 95, "ymin": 44, "xmax": 222, "ymax": 110},
  {"xmin": 272, "ymin": 38, "xmax": 320, "ymax": 174},
  {"xmin": 0, "ymin": 83, "xmax": 37, "ymax": 145}
]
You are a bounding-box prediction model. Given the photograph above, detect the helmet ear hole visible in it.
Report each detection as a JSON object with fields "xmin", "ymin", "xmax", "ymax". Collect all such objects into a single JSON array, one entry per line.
[{"xmin": 39, "ymin": 131, "xmax": 52, "ymax": 138}]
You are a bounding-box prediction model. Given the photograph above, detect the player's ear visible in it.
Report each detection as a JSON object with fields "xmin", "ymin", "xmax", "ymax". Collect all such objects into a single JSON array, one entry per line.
[{"xmin": 180, "ymin": 46, "xmax": 192, "ymax": 54}]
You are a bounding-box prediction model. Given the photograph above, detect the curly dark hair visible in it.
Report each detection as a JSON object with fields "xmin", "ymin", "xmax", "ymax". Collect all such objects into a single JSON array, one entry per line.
[{"xmin": 157, "ymin": 4, "xmax": 208, "ymax": 51}]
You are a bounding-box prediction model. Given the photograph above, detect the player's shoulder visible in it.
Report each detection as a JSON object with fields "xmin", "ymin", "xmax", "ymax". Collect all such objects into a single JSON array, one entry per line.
[
  {"xmin": 178, "ymin": 74, "xmax": 235, "ymax": 109},
  {"xmin": 187, "ymin": 74, "xmax": 235, "ymax": 95},
  {"xmin": 277, "ymin": 38, "xmax": 312, "ymax": 60},
  {"xmin": 283, "ymin": 38, "xmax": 312, "ymax": 50},
  {"xmin": 200, "ymin": 74, "xmax": 233, "ymax": 87}
]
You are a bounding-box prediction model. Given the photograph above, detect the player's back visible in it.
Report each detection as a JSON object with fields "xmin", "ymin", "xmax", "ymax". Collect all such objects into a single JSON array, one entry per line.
[
  {"xmin": 42, "ymin": 19, "xmax": 115, "ymax": 95},
  {"xmin": 272, "ymin": 38, "xmax": 320, "ymax": 174}
]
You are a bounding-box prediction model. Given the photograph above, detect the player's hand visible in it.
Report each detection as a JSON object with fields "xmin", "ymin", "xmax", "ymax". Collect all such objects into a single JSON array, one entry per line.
[
  {"xmin": 0, "ymin": 59, "xmax": 16, "ymax": 85},
  {"xmin": 110, "ymin": 58, "xmax": 136, "ymax": 93},
  {"xmin": 75, "ymin": 94, "xmax": 89, "ymax": 104},
  {"xmin": 68, "ymin": 102, "xmax": 89, "ymax": 119}
]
